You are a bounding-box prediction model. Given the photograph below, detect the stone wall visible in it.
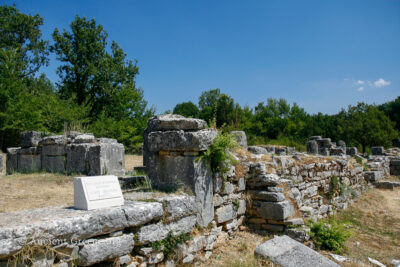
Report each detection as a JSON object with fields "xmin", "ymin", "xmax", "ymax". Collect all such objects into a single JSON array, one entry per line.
[{"xmin": 6, "ymin": 131, "xmax": 125, "ymax": 176}]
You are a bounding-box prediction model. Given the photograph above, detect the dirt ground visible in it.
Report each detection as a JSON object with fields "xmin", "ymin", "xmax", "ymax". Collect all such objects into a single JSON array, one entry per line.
[
  {"xmin": 0, "ymin": 154, "xmax": 143, "ymax": 213},
  {"xmin": 336, "ymin": 187, "xmax": 400, "ymax": 266}
]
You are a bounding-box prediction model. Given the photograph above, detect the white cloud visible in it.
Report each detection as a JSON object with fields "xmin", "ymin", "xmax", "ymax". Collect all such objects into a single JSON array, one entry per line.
[
  {"xmin": 356, "ymin": 80, "xmax": 364, "ymax": 85},
  {"xmin": 374, "ymin": 78, "xmax": 391, "ymax": 87},
  {"xmin": 357, "ymin": 86, "xmax": 364, "ymax": 92}
]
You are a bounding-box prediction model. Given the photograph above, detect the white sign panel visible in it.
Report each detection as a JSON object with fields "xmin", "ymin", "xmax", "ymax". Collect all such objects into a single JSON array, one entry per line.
[{"xmin": 74, "ymin": 175, "xmax": 124, "ymax": 210}]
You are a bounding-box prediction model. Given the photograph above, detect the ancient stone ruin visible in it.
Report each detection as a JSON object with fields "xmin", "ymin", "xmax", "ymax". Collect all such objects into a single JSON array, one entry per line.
[
  {"xmin": 6, "ymin": 131, "xmax": 125, "ymax": 175},
  {"xmin": 1, "ymin": 116, "xmax": 400, "ymax": 266},
  {"xmin": 306, "ymin": 136, "xmax": 351, "ymax": 156}
]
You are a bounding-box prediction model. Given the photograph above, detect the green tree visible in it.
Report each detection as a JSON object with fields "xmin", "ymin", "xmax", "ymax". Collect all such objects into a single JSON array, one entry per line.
[
  {"xmin": 173, "ymin": 101, "xmax": 199, "ymax": 118},
  {"xmin": 52, "ymin": 16, "xmax": 153, "ymax": 151},
  {"xmin": 337, "ymin": 103, "xmax": 398, "ymax": 152}
]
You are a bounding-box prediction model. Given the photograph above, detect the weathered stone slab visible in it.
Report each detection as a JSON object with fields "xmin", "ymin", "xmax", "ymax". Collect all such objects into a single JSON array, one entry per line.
[
  {"xmin": 0, "ymin": 201, "xmax": 163, "ymax": 257},
  {"xmin": 18, "ymin": 153, "xmax": 41, "ymax": 173},
  {"xmin": 146, "ymin": 114, "xmax": 207, "ymax": 132},
  {"xmin": 390, "ymin": 159, "xmax": 400, "ymax": 176},
  {"xmin": 77, "ymin": 234, "xmax": 134, "ymax": 266},
  {"xmin": 248, "ymin": 146, "xmax": 268, "ymax": 154},
  {"xmin": 66, "ymin": 143, "xmax": 95, "ymax": 174},
  {"xmin": 21, "ymin": 131, "xmax": 42, "ymax": 148},
  {"xmin": 307, "ymin": 140, "xmax": 318, "ymax": 155},
  {"xmin": 42, "ymin": 155, "xmax": 66, "ymax": 173},
  {"xmin": 364, "ymin": 171, "xmax": 383, "ymax": 182},
  {"xmin": 215, "ymin": 204, "xmax": 236, "ymax": 224},
  {"xmin": 74, "ymin": 176, "xmax": 124, "ymax": 210},
  {"xmin": 73, "ymin": 134, "xmax": 95, "ymax": 144},
  {"xmin": 346, "ymin": 147, "xmax": 358, "ymax": 156},
  {"xmin": 247, "ymin": 173, "xmax": 280, "ymax": 188},
  {"xmin": 255, "ymin": 235, "xmax": 340, "ymax": 267},
  {"xmin": 40, "ymin": 135, "xmax": 67, "ymax": 145},
  {"xmin": 136, "ymin": 215, "xmax": 197, "ymax": 244},
  {"xmin": 249, "ymin": 191, "xmax": 285, "ymax": 202},
  {"xmin": 371, "ymin": 146, "xmax": 384, "ymax": 155},
  {"xmin": 230, "ymin": 131, "xmax": 247, "ymax": 149},
  {"xmin": 87, "ymin": 143, "xmax": 125, "ymax": 176},
  {"xmin": 147, "ymin": 129, "xmax": 217, "ymax": 152},
  {"xmin": 253, "ymin": 201, "xmax": 294, "ymax": 221},
  {"xmin": 6, "ymin": 147, "xmax": 20, "ymax": 174},
  {"xmin": 155, "ymin": 195, "xmax": 197, "ymax": 221}
]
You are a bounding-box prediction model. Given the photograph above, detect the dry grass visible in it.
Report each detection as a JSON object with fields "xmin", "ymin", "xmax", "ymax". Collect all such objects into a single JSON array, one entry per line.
[
  {"xmin": 0, "ymin": 154, "xmax": 144, "ymax": 213},
  {"xmin": 196, "ymin": 230, "xmax": 275, "ymax": 267},
  {"xmin": 125, "ymin": 154, "xmax": 143, "ymax": 171},
  {"xmin": 333, "ymin": 188, "xmax": 400, "ymax": 265},
  {"xmin": 0, "ymin": 172, "xmax": 74, "ymax": 212}
]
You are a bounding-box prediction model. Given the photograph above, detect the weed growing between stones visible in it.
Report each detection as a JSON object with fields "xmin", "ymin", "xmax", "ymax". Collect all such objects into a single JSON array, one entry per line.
[
  {"xmin": 308, "ymin": 218, "xmax": 351, "ymax": 253},
  {"xmin": 150, "ymin": 231, "xmax": 192, "ymax": 257},
  {"xmin": 197, "ymin": 131, "xmax": 238, "ymax": 178},
  {"xmin": 232, "ymin": 199, "xmax": 240, "ymax": 211},
  {"xmin": 327, "ymin": 175, "xmax": 339, "ymax": 199}
]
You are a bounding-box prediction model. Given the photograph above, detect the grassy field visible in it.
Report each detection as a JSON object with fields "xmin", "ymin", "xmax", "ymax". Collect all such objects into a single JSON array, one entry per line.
[{"xmin": 0, "ymin": 154, "xmax": 143, "ymax": 213}]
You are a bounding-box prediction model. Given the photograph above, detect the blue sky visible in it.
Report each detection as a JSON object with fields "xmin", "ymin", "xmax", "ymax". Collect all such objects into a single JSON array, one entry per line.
[{"xmin": 4, "ymin": 0, "xmax": 400, "ymax": 114}]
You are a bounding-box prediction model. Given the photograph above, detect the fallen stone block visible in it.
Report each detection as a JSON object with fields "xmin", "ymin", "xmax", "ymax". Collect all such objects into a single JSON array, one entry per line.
[
  {"xmin": 253, "ymin": 200, "xmax": 294, "ymax": 221},
  {"xmin": 255, "ymin": 235, "xmax": 340, "ymax": 267},
  {"xmin": 77, "ymin": 234, "xmax": 134, "ymax": 266},
  {"xmin": 147, "ymin": 129, "xmax": 217, "ymax": 152},
  {"xmin": 21, "ymin": 131, "xmax": 42, "ymax": 148},
  {"xmin": 146, "ymin": 114, "xmax": 207, "ymax": 132}
]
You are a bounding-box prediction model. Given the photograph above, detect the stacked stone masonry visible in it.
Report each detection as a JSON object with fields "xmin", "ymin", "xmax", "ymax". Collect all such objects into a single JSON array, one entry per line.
[{"xmin": 6, "ymin": 131, "xmax": 125, "ymax": 176}]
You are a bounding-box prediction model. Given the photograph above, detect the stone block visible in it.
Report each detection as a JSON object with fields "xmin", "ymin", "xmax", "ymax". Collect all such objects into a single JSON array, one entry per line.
[
  {"xmin": 253, "ymin": 201, "xmax": 294, "ymax": 221},
  {"xmin": 371, "ymin": 146, "xmax": 384, "ymax": 155},
  {"xmin": 390, "ymin": 159, "xmax": 400, "ymax": 176},
  {"xmin": 155, "ymin": 195, "xmax": 197, "ymax": 221},
  {"xmin": 66, "ymin": 144, "xmax": 95, "ymax": 174},
  {"xmin": 255, "ymin": 235, "xmax": 340, "ymax": 267},
  {"xmin": 238, "ymin": 178, "xmax": 246, "ymax": 191},
  {"xmin": 275, "ymin": 147, "xmax": 286, "ymax": 155},
  {"xmin": 146, "ymin": 129, "xmax": 217, "ymax": 152},
  {"xmin": 146, "ymin": 114, "xmax": 207, "ymax": 132},
  {"xmin": 77, "ymin": 234, "xmax": 134, "ymax": 266},
  {"xmin": 6, "ymin": 147, "xmax": 20, "ymax": 174},
  {"xmin": 215, "ymin": 204, "xmax": 236, "ymax": 224},
  {"xmin": 237, "ymin": 199, "xmax": 246, "ymax": 215},
  {"xmin": 42, "ymin": 155, "xmax": 66, "ymax": 173},
  {"xmin": 230, "ymin": 131, "xmax": 247, "ymax": 149},
  {"xmin": 18, "ymin": 149, "xmax": 41, "ymax": 173},
  {"xmin": 87, "ymin": 143, "xmax": 125, "ymax": 176},
  {"xmin": 39, "ymin": 135, "xmax": 67, "ymax": 145},
  {"xmin": 146, "ymin": 155, "xmax": 214, "ymax": 227},
  {"xmin": 222, "ymin": 181, "xmax": 235, "ymax": 195},
  {"xmin": 249, "ymin": 191, "xmax": 285, "ymax": 202},
  {"xmin": 73, "ymin": 134, "xmax": 95, "ymax": 144},
  {"xmin": 20, "ymin": 131, "xmax": 42, "ymax": 147},
  {"xmin": 309, "ymin": 136, "xmax": 322, "ymax": 140},
  {"xmin": 136, "ymin": 215, "xmax": 197, "ymax": 244},
  {"xmin": 337, "ymin": 140, "xmax": 346, "ymax": 148},
  {"xmin": 364, "ymin": 171, "xmax": 383, "ymax": 182},
  {"xmin": 42, "ymin": 144, "xmax": 66, "ymax": 156},
  {"xmin": 346, "ymin": 147, "xmax": 358, "ymax": 156},
  {"xmin": 248, "ymin": 146, "xmax": 268, "ymax": 154},
  {"xmin": 0, "ymin": 154, "xmax": 3, "ymax": 173},
  {"xmin": 247, "ymin": 173, "xmax": 280, "ymax": 188}
]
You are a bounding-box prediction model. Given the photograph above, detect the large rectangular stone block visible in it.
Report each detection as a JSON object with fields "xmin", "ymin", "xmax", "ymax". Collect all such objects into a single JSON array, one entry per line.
[
  {"xmin": 390, "ymin": 159, "xmax": 400, "ymax": 176},
  {"xmin": 87, "ymin": 142, "xmax": 125, "ymax": 176},
  {"xmin": 42, "ymin": 155, "xmax": 66, "ymax": 173},
  {"xmin": 253, "ymin": 200, "xmax": 295, "ymax": 221},
  {"xmin": 20, "ymin": 131, "xmax": 42, "ymax": 148},
  {"xmin": 66, "ymin": 143, "xmax": 96, "ymax": 174},
  {"xmin": 364, "ymin": 171, "xmax": 383, "ymax": 182},
  {"xmin": 0, "ymin": 154, "xmax": 3, "ymax": 173},
  {"xmin": 146, "ymin": 129, "xmax": 217, "ymax": 152},
  {"xmin": 371, "ymin": 146, "xmax": 384, "ymax": 155},
  {"xmin": 6, "ymin": 147, "xmax": 20, "ymax": 174},
  {"xmin": 146, "ymin": 114, "xmax": 207, "ymax": 131},
  {"xmin": 17, "ymin": 147, "xmax": 42, "ymax": 173}
]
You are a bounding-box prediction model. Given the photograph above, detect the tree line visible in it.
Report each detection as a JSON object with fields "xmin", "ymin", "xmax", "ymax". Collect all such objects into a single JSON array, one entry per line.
[
  {"xmin": 172, "ymin": 89, "xmax": 399, "ymax": 152},
  {"xmin": 1, "ymin": 4, "xmax": 399, "ymax": 153}
]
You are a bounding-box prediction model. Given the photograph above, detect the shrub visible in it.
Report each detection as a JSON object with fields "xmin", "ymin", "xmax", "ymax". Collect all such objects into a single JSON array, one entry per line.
[
  {"xmin": 308, "ymin": 219, "xmax": 351, "ymax": 253},
  {"xmin": 150, "ymin": 231, "xmax": 192, "ymax": 256},
  {"xmin": 197, "ymin": 131, "xmax": 238, "ymax": 177}
]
